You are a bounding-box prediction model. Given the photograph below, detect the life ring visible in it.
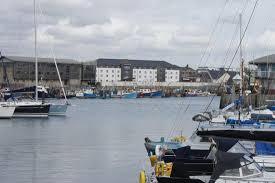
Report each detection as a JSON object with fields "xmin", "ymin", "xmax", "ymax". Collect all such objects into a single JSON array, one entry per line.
[{"xmin": 139, "ymin": 170, "xmax": 146, "ymax": 183}]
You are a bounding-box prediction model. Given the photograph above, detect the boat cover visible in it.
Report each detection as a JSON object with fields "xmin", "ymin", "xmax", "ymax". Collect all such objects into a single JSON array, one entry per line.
[{"xmin": 256, "ymin": 142, "xmax": 275, "ymax": 155}]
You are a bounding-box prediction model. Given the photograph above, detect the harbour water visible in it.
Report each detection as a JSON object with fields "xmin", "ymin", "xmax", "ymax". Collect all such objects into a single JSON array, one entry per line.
[{"xmin": 0, "ymin": 97, "xmax": 219, "ymax": 183}]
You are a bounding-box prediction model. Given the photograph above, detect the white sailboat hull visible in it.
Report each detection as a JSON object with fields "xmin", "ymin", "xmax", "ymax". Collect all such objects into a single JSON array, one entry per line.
[{"xmin": 0, "ymin": 106, "xmax": 15, "ymax": 118}]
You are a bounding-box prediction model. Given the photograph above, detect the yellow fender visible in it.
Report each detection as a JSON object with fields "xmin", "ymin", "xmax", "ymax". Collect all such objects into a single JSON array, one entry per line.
[{"xmin": 139, "ymin": 170, "xmax": 146, "ymax": 183}]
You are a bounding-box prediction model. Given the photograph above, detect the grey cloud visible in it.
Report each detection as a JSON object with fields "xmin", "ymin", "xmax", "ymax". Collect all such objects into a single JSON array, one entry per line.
[{"xmin": 1, "ymin": 0, "xmax": 275, "ymax": 68}]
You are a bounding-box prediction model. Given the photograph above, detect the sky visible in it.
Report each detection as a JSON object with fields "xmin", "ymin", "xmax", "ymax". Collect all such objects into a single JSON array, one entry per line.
[{"xmin": 1, "ymin": 0, "xmax": 275, "ymax": 68}]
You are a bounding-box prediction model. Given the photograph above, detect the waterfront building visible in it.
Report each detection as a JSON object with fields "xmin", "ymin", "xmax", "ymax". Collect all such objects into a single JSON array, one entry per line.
[
  {"xmin": 0, "ymin": 55, "xmax": 208, "ymax": 89},
  {"xmin": 132, "ymin": 68, "xmax": 157, "ymax": 84},
  {"xmin": 249, "ymin": 54, "xmax": 275, "ymax": 94},
  {"xmin": 81, "ymin": 63, "xmax": 96, "ymax": 85},
  {"xmin": 165, "ymin": 69, "xmax": 180, "ymax": 82},
  {"xmin": 0, "ymin": 56, "xmax": 81, "ymax": 89},
  {"xmin": 180, "ymin": 64, "xmax": 197, "ymax": 82},
  {"xmin": 90, "ymin": 58, "xmax": 181, "ymax": 84},
  {"xmin": 96, "ymin": 67, "xmax": 121, "ymax": 82}
]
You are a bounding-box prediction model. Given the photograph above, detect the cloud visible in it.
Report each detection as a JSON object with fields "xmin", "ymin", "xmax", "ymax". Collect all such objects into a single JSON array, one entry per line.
[{"xmin": 1, "ymin": 0, "xmax": 275, "ymax": 68}]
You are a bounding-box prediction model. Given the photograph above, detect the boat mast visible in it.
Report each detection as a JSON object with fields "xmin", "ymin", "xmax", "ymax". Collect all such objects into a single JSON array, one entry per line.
[
  {"xmin": 240, "ymin": 13, "xmax": 243, "ymax": 99},
  {"xmin": 34, "ymin": 0, "xmax": 38, "ymax": 102},
  {"xmin": 239, "ymin": 13, "xmax": 243, "ymax": 121}
]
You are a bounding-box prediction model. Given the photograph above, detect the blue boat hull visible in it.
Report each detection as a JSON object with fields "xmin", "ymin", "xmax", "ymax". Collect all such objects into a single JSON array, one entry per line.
[
  {"xmin": 122, "ymin": 92, "xmax": 138, "ymax": 99},
  {"xmin": 151, "ymin": 91, "xmax": 163, "ymax": 98},
  {"xmin": 84, "ymin": 93, "xmax": 97, "ymax": 98}
]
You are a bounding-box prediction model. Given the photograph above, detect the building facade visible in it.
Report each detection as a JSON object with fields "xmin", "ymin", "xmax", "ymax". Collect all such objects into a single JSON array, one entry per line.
[
  {"xmin": 132, "ymin": 68, "xmax": 157, "ymax": 83},
  {"xmin": 92, "ymin": 58, "xmax": 181, "ymax": 84},
  {"xmin": 1, "ymin": 56, "xmax": 204, "ymax": 88},
  {"xmin": 250, "ymin": 54, "xmax": 275, "ymax": 94},
  {"xmin": 96, "ymin": 67, "xmax": 121, "ymax": 82},
  {"xmin": 165, "ymin": 69, "xmax": 180, "ymax": 82},
  {"xmin": 0, "ymin": 56, "xmax": 82, "ymax": 89}
]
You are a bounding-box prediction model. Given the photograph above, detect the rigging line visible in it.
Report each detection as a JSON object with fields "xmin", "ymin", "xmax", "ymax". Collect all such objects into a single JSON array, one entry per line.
[
  {"xmin": 212, "ymin": 0, "xmax": 250, "ymax": 68},
  {"xmin": 166, "ymin": 98, "xmax": 188, "ymax": 140},
  {"xmin": 197, "ymin": 0, "xmax": 230, "ymax": 68},
  {"xmin": 204, "ymin": 0, "xmax": 259, "ymax": 113},
  {"xmin": 202, "ymin": 0, "xmax": 250, "ymax": 68},
  {"xmin": 199, "ymin": 0, "xmax": 251, "ymax": 110},
  {"xmin": 167, "ymin": 96, "xmax": 192, "ymax": 140}
]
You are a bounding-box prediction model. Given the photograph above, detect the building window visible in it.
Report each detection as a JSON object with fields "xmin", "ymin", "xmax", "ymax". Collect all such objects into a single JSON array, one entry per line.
[
  {"xmin": 106, "ymin": 79, "xmax": 108, "ymax": 82},
  {"xmin": 117, "ymin": 70, "xmax": 120, "ymax": 73},
  {"xmin": 144, "ymin": 71, "xmax": 147, "ymax": 74},
  {"xmin": 112, "ymin": 70, "xmax": 114, "ymax": 73},
  {"xmin": 106, "ymin": 70, "xmax": 108, "ymax": 73},
  {"xmin": 150, "ymin": 71, "xmax": 152, "ymax": 74},
  {"xmin": 139, "ymin": 75, "xmax": 141, "ymax": 78},
  {"xmin": 100, "ymin": 74, "xmax": 103, "ymax": 77},
  {"xmin": 170, "ymin": 76, "xmax": 173, "ymax": 79},
  {"xmin": 117, "ymin": 75, "xmax": 120, "ymax": 78},
  {"xmin": 112, "ymin": 75, "xmax": 114, "ymax": 78},
  {"xmin": 100, "ymin": 70, "xmax": 103, "ymax": 73},
  {"xmin": 139, "ymin": 71, "xmax": 141, "ymax": 74}
]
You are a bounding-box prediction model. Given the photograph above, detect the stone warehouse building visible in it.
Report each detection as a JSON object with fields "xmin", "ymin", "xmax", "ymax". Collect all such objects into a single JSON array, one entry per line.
[
  {"xmin": 0, "ymin": 56, "xmax": 199, "ymax": 89},
  {"xmin": 0, "ymin": 56, "xmax": 82, "ymax": 89}
]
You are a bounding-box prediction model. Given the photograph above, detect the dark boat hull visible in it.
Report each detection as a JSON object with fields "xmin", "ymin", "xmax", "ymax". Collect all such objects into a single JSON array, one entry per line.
[
  {"xmin": 197, "ymin": 129, "xmax": 275, "ymax": 142},
  {"xmin": 157, "ymin": 177, "xmax": 205, "ymax": 183},
  {"xmin": 13, "ymin": 104, "xmax": 50, "ymax": 118}
]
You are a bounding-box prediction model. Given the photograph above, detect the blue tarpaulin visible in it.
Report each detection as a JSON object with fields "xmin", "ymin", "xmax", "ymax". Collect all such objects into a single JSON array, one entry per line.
[{"xmin": 256, "ymin": 142, "xmax": 275, "ymax": 155}]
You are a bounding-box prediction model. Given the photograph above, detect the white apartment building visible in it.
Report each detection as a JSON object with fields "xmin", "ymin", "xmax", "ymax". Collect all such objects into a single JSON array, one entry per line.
[
  {"xmin": 133, "ymin": 68, "xmax": 157, "ymax": 83},
  {"xmin": 96, "ymin": 67, "xmax": 121, "ymax": 82},
  {"xmin": 165, "ymin": 69, "xmax": 180, "ymax": 82}
]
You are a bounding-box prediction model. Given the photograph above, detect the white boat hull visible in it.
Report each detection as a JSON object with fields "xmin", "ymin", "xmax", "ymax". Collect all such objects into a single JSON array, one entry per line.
[{"xmin": 0, "ymin": 106, "xmax": 15, "ymax": 118}]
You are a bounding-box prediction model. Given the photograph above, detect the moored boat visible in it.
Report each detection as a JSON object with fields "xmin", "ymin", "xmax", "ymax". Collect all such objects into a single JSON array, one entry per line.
[
  {"xmin": 83, "ymin": 89, "xmax": 97, "ymax": 98},
  {"xmin": 0, "ymin": 104, "xmax": 15, "ymax": 118},
  {"xmin": 5, "ymin": 101, "xmax": 51, "ymax": 118},
  {"xmin": 122, "ymin": 91, "xmax": 139, "ymax": 99}
]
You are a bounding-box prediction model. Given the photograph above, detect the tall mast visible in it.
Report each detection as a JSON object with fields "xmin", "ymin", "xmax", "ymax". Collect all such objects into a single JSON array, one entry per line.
[
  {"xmin": 34, "ymin": 0, "xmax": 38, "ymax": 101},
  {"xmin": 239, "ymin": 13, "xmax": 243, "ymax": 98}
]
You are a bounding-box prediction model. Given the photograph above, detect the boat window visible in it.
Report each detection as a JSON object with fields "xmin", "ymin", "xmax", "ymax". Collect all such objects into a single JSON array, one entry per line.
[{"xmin": 200, "ymin": 137, "xmax": 211, "ymax": 142}]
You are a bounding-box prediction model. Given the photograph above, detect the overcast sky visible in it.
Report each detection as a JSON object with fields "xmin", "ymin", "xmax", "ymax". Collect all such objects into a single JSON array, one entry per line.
[{"xmin": 1, "ymin": 0, "xmax": 275, "ymax": 68}]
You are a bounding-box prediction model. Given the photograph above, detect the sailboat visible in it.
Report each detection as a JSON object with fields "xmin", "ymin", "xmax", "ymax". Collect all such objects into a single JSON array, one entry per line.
[{"xmin": 0, "ymin": 0, "xmax": 50, "ymax": 118}]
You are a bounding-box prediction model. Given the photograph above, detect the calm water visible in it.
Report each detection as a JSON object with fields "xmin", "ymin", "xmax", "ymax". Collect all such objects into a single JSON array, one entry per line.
[{"xmin": 0, "ymin": 97, "xmax": 219, "ymax": 183}]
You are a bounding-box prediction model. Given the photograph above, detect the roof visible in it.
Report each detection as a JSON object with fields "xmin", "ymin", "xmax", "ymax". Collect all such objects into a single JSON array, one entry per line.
[
  {"xmin": 249, "ymin": 54, "xmax": 275, "ymax": 65},
  {"xmin": 94, "ymin": 58, "xmax": 180, "ymax": 69},
  {"xmin": 4, "ymin": 56, "xmax": 79, "ymax": 65}
]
